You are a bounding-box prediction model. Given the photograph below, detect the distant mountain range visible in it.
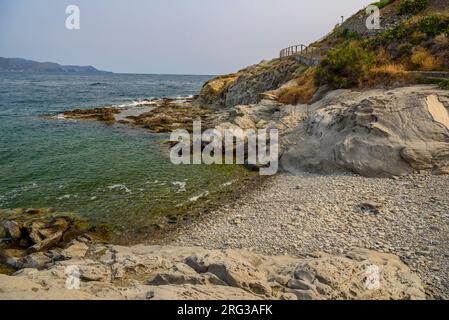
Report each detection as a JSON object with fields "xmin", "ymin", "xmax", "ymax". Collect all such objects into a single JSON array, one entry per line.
[{"xmin": 0, "ymin": 57, "xmax": 112, "ymax": 74}]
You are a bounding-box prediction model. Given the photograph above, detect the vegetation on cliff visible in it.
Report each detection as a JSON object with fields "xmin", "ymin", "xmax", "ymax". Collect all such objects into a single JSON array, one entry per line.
[{"xmin": 312, "ymin": 0, "xmax": 449, "ymax": 89}]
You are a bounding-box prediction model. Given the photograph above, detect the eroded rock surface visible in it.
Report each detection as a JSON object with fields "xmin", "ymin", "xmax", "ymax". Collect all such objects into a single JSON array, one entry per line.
[
  {"xmin": 281, "ymin": 86, "xmax": 449, "ymax": 177},
  {"xmin": 0, "ymin": 245, "xmax": 425, "ymax": 300},
  {"xmin": 198, "ymin": 58, "xmax": 306, "ymax": 108}
]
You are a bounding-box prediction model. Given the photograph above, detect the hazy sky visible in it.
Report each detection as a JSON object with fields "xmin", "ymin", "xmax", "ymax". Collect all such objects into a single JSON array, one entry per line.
[{"xmin": 0, "ymin": 0, "xmax": 373, "ymax": 74}]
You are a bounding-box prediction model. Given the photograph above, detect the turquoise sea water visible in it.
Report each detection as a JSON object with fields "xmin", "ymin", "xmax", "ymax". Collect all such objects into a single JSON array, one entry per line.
[{"xmin": 0, "ymin": 73, "xmax": 251, "ymax": 241}]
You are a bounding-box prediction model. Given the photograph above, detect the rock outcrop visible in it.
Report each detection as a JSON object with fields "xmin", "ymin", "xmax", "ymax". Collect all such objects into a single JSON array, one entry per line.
[
  {"xmin": 0, "ymin": 244, "xmax": 425, "ymax": 300},
  {"xmin": 0, "ymin": 208, "xmax": 106, "ymax": 271},
  {"xmin": 281, "ymin": 85, "xmax": 449, "ymax": 177},
  {"xmin": 198, "ymin": 58, "xmax": 306, "ymax": 108}
]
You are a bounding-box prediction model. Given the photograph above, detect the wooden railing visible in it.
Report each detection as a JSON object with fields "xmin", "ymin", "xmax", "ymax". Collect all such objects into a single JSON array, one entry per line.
[{"xmin": 279, "ymin": 44, "xmax": 327, "ymax": 59}]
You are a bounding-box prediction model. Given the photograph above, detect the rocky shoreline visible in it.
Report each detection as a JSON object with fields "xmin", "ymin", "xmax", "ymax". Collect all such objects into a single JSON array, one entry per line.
[
  {"xmin": 4, "ymin": 14, "xmax": 449, "ymax": 298},
  {"xmin": 0, "ymin": 243, "xmax": 426, "ymax": 300},
  {"xmin": 9, "ymin": 81, "xmax": 445, "ymax": 300},
  {"xmin": 1, "ymin": 169, "xmax": 447, "ymax": 299},
  {"xmin": 167, "ymin": 171, "xmax": 449, "ymax": 299}
]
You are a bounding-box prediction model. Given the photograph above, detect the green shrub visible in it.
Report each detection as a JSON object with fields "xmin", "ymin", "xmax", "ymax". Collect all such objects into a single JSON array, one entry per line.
[
  {"xmin": 398, "ymin": 0, "xmax": 428, "ymax": 15},
  {"xmin": 419, "ymin": 15, "xmax": 449, "ymax": 36},
  {"xmin": 315, "ymin": 42, "xmax": 375, "ymax": 89},
  {"xmin": 375, "ymin": 23, "xmax": 408, "ymax": 45},
  {"xmin": 439, "ymin": 79, "xmax": 449, "ymax": 90},
  {"xmin": 339, "ymin": 28, "xmax": 362, "ymax": 40},
  {"xmin": 373, "ymin": 0, "xmax": 391, "ymax": 9}
]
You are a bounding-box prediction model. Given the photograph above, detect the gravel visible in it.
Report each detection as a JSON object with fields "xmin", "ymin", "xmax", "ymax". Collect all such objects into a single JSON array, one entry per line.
[{"xmin": 170, "ymin": 171, "xmax": 449, "ymax": 299}]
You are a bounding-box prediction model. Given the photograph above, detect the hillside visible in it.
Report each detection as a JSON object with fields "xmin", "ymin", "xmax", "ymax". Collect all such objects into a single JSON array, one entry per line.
[
  {"xmin": 0, "ymin": 57, "xmax": 111, "ymax": 74},
  {"xmin": 197, "ymin": 0, "xmax": 449, "ymax": 108}
]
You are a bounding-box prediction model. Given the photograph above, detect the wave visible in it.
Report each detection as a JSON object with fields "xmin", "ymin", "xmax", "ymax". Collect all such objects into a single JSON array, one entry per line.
[
  {"xmin": 221, "ymin": 180, "xmax": 235, "ymax": 187},
  {"xmin": 107, "ymin": 184, "xmax": 132, "ymax": 193},
  {"xmin": 57, "ymin": 194, "xmax": 78, "ymax": 200},
  {"xmin": 188, "ymin": 191, "xmax": 209, "ymax": 202},
  {"xmin": 111, "ymin": 100, "xmax": 158, "ymax": 109}
]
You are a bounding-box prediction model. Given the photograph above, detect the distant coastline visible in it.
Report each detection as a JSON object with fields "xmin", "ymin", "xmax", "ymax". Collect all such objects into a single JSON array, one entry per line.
[{"xmin": 0, "ymin": 57, "xmax": 112, "ymax": 74}]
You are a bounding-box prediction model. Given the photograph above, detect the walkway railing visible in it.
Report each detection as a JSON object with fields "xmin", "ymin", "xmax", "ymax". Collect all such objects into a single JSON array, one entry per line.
[{"xmin": 279, "ymin": 44, "xmax": 327, "ymax": 59}]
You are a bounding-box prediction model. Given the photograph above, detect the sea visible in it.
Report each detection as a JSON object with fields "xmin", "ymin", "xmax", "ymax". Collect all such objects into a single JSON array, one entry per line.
[{"xmin": 0, "ymin": 72, "xmax": 253, "ymax": 242}]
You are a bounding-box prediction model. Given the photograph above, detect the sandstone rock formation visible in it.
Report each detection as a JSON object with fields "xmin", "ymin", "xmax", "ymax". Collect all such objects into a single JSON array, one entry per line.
[
  {"xmin": 281, "ymin": 85, "xmax": 449, "ymax": 177},
  {"xmin": 198, "ymin": 58, "xmax": 306, "ymax": 108},
  {"xmin": 0, "ymin": 244, "xmax": 425, "ymax": 300}
]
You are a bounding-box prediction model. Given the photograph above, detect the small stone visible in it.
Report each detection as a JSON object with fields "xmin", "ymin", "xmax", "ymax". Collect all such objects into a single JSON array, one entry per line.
[
  {"xmin": 432, "ymin": 165, "xmax": 449, "ymax": 176},
  {"xmin": 145, "ymin": 291, "xmax": 155, "ymax": 299},
  {"xmin": 357, "ymin": 202, "xmax": 382, "ymax": 215}
]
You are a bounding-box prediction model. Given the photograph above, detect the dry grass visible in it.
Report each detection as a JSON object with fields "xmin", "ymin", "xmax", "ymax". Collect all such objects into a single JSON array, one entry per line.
[
  {"xmin": 434, "ymin": 33, "xmax": 449, "ymax": 47},
  {"xmin": 362, "ymin": 49, "xmax": 414, "ymax": 87},
  {"xmin": 410, "ymin": 46, "xmax": 443, "ymax": 70},
  {"xmin": 367, "ymin": 63, "xmax": 414, "ymax": 86},
  {"xmin": 277, "ymin": 69, "xmax": 318, "ymax": 105}
]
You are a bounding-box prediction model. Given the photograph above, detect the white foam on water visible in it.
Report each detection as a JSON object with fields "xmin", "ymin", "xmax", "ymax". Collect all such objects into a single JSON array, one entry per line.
[
  {"xmin": 111, "ymin": 100, "xmax": 156, "ymax": 109},
  {"xmin": 221, "ymin": 180, "xmax": 235, "ymax": 187},
  {"xmin": 189, "ymin": 191, "xmax": 209, "ymax": 202},
  {"xmin": 107, "ymin": 184, "xmax": 132, "ymax": 193},
  {"xmin": 172, "ymin": 181, "xmax": 187, "ymax": 193},
  {"xmin": 57, "ymin": 194, "xmax": 76, "ymax": 200}
]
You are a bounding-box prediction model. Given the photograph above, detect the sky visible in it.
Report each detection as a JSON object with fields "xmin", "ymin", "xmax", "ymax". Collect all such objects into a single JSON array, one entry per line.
[{"xmin": 0, "ymin": 0, "xmax": 373, "ymax": 75}]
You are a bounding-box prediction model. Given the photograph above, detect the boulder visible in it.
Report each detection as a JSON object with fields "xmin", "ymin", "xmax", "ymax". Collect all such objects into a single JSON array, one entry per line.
[
  {"xmin": 28, "ymin": 231, "xmax": 63, "ymax": 253},
  {"xmin": 3, "ymin": 221, "xmax": 22, "ymax": 239},
  {"xmin": 60, "ymin": 241, "xmax": 89, "ymax": 259},
  {"xmin": 0, "ymin": 248, "xmax": 26, "ymax": 269},
  {"xmin": 233, "ymin": 115, "xmax": 256, "ymax": 130},
  {"xmin": 281, "ymin": 86, "xmax": 449, "ymax": 177}
]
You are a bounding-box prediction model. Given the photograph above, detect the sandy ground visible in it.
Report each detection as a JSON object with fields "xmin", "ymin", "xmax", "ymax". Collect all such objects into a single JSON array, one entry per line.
[{"xmin": 170, "ymin": 171, "xmax": 449, "ymax": 299}]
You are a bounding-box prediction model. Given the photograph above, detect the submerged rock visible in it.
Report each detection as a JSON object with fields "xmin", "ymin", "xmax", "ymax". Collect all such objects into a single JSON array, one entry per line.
[
  {"xmin": 63, "ymin": 108, "xmax": 120, "ymax": 123},
  {"xmin": 0, "ymin": 208, "xmax": 107, "ymax": 271}
]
